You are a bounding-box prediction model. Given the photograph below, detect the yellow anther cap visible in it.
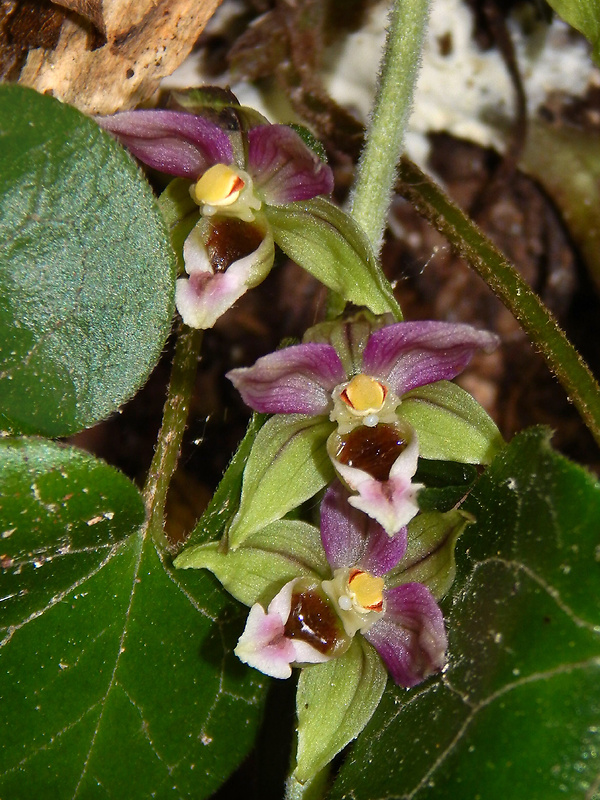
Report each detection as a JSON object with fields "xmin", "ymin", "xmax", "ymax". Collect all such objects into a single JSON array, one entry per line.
[
  {"xmin": 348, "ymin": 570, "xmax": 384, "ymax": 611},
  {"xmin": 342, "ymin": 374, "xmax": 386, "ymax": 412},
  {"xmin": 193, "ymin": 164, "xmax": 245, "ymax": 206}
]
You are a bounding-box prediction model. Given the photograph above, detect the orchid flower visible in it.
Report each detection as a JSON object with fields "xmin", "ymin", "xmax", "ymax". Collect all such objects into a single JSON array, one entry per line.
[
  {"xmin": 235, "ymin": 482, "xmax": 447, "ymax": 687},
  {"xmin": 228, "ymin": 313, "xmax": 500, "ymax": 534},
  {"xmin": 98, "ymin": 107, "xmax": 333, "ymax": 329}
]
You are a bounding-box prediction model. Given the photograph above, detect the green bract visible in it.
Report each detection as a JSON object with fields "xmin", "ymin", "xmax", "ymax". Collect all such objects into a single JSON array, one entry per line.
[{"xmin": 294, "ymin": 638, "xmax": 388, "ymax": 784}]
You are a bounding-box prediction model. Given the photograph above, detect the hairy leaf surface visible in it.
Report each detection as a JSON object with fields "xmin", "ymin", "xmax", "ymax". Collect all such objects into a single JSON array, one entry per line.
[{"xmin": 0, "ymin": 85, "xmax": 175, "ymax": 436}]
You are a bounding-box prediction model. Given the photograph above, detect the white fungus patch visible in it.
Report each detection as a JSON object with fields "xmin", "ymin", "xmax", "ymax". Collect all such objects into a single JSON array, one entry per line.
[{"xmin": 165, "ymin": 0, "xmax": 597, "ymax": 170}]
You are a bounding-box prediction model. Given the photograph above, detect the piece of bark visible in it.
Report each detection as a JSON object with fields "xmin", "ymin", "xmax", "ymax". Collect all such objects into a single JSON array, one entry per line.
[
  {"xmin": 17, "ymin": 0, "xmax": 222, "ymax": 114},
  {"xmin": 50, "ymin": 0, "xmax": 105, "ymax": 35}
]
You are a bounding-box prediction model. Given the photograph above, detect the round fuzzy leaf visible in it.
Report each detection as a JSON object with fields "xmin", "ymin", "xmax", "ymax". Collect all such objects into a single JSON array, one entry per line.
[
  {"xmin": 0, "ymin": 85, "xmax": 176, "ymax": 437},
  {"xmin": 331, "ymin": 428, "xmax": 600, "ymax": 800},
  {"xmin": 0, "ymin": 438, "xmax": 266, "ymax": 799}
]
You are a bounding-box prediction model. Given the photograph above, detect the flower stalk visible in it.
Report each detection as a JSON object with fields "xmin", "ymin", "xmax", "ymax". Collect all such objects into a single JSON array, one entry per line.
[
  {"xmin": 350, "ymin": 0, "xmax": 431, "ymax": 257},
  {"xmin": 143, "ymin": 323, "xmax": 203, "ymax": 549}
]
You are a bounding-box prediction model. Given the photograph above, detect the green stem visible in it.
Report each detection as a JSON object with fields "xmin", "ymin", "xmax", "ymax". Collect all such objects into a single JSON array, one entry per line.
[
  {"xmin": 399, "ymin": 156, "xmax": 600, "ymax": 448},
  {"xmin": 143, "ymin": 323, "xmax": 203, "ymax": 547},
  {"xmin": 350, "ymin": 0, "xmax": 430, "ymax": 256}
]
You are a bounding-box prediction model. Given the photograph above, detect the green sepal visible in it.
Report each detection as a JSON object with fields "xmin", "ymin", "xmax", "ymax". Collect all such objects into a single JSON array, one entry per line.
[
  {"xmin": 228, "ymin": 414, "xmax": 335, "ymax": 549},
  {"xmin": 168, "ymin": 86, "xmax": 242, "ymax": 113},
  {"xmin": 167, "ymin": 87, "xmax": 270, "ymax": 167},
  {"xmin": 265, "ymin": 198, "xmax": 402, "ymax": 319},
  {"xmin": 293, "ymin": 638, "xmax": 388, "ymax": 784},
  {"xmin": 174, "ymin": 519, "xmax": 329, "ymax": 607},
  {"xmin": 397, "ymin": 380, "xmax": 504, "ymax": 464},
  {"xmin": 158, "ymin": 178, "xmax": 199, "ymax": 274},
  {"xmin": 387, "ymin": 510, "xmax": 472, "ymax": 600}
]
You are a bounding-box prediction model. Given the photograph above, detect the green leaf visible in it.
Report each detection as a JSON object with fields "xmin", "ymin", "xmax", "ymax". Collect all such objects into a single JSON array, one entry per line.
[
  {"xmin": 331, "ymin": 428, "xmax": 600, "ymax": 800},
  {"xmin": 0, "ymin": 437, "xmax": 145, "ymax": 625},
  {"xmin": 545, "ymin": 0, "xmax": 600, "ymax": 62},
  {"xmin": 0, "ymin": 85, "xmax": 176, "ymax": 437},
  {"xmin": 397, "ymin": 380, "xmax": 504, "ymax": 464},
  {"xmin": 294, "ymin": 638, "xmax": 388, "ymax": 785},
  {"xmin": 265, "ymin": 198, "xmax": 402, "ymax": 319},
  {"xmin": 228, "ymin": 414, "xmax": 335, "ymax": 549},
  {"xmin": 0, "ymin": 438, "xmax": 266, "ymax": 799},
  {"xmin": 175, "ymin": 519, "xmax": 329, "ymax": 607}
]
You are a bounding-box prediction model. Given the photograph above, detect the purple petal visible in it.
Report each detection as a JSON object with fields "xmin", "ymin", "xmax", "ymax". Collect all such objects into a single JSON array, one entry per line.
[
  {"xmin": 360, "ymin": 523, "xmax": 407, "ymax": 577},
  {"xmin": 362, "ymin": 321, "xmax": 500, "ymax": 396},
  {"xmin": 363, "ymin": 583, "xmax": 447, "ymax": 687},
  {"xmin": 97, "ymin": 110, "xmax": 233, "ymax": 179},
  {"xmin": 227, "ymin": 343, "xmax": 346, "ymax": 415},
  {"xmin": 320, "ymin": 482, "xmax": 372, "ymax": 570},
  {"xmin": 175, "ymin": 218, "xmax": 274, "ymax": 329},
  {"xmin": 320, "ymin": 482, "xmax": 407, "ymax": 575},
  {"xmin": 248, "ymin": 125, "xmax": 334, "ymax": 204}
]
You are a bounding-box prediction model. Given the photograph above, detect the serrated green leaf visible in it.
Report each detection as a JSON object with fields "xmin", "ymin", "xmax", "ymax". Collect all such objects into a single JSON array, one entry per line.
[
  {"xmin": 228, "ymin": 414, "xmax": 335, "ymax": 549},
  {"xmin": 175, "ymin": 519, "xmax": 329, "ymax": 607},
  {"xmin": 398, "ymin": 380, "xmax": 504, "ymax": 464},
  {"xmin": 331, "ymin": 428, "xmax": 600, "ymax": 800},
  {"xmin": 294, "ymin": 638, "xmax": 387, "ymax": 784},
  {"xmin": 0, "ymin": 438, "xmax": 266, "ymax": 799},
  {"xmin": 0, "ymin": 85, "xmax": 176, "ymax": 437},
  {"xmin": 265, "ymin": 198, "xmax": 401, "ymax": 319}
]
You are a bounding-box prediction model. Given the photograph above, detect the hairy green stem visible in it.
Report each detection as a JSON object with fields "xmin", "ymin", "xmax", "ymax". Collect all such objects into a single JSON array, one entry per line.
[
  {"xmin": 143, "ymin": 323, "xmax": 203, "ymax": 547},
  {"xmin": 398, "ymin": 156, "xmax": 600, "ymax": 447},
  {"xmin": 350, "ymin": 0, "xmax": 430, "ymax": 256}
]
